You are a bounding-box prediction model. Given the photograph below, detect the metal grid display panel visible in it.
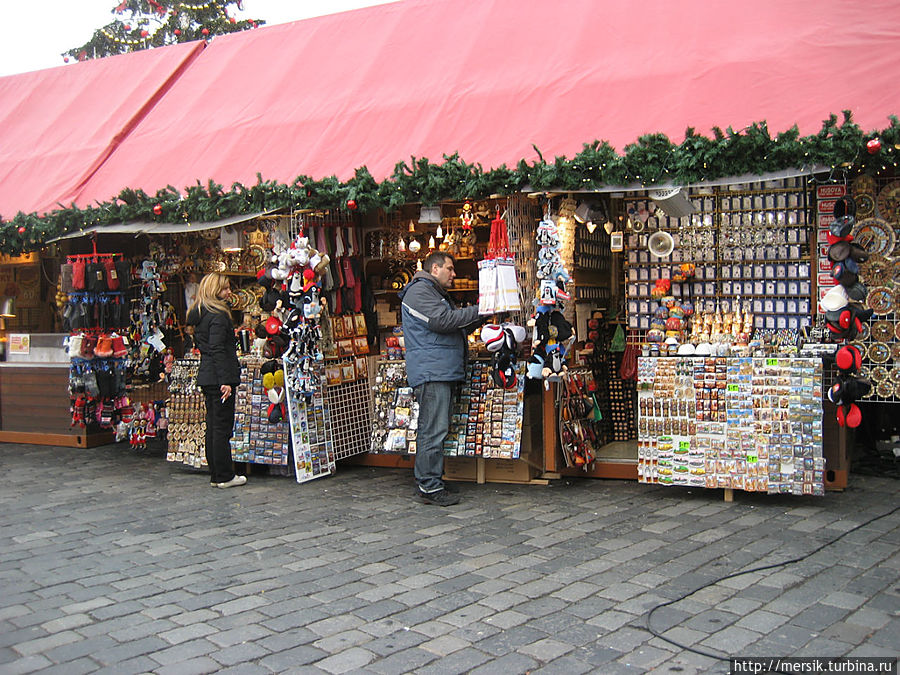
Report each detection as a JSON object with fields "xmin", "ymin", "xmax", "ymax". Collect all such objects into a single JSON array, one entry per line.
[
  {"xmin": 842, "ymin": 174, "xmax": 900, "ymax": 402},
  {"xmin": 506, "ymin": 195, "xmax": 541, "ymax": 327},
  {"xmin": 325, "ymin": 375, "xmax": 372, "ymax": 460}
]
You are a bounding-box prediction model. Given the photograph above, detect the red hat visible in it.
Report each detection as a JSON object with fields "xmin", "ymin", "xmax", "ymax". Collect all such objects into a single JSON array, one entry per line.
[{"xmin": 265, "ymin": 316, "xmax": 283, "ymax": 335}]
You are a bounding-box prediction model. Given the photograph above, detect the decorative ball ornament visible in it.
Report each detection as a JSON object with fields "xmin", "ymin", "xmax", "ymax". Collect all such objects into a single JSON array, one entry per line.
[
  {"xmin": 201, "ymin": 28, "xmax": 209, "ymax": 36},
  {"xmin": 229, "ymin": 17, "xmax": 236, "ymax": 23},
  {"xmin": 174, "ymin": 28, "xmax": 181, "ymax": 35},
  {"xmin": 17, "ymin": 226, "xmax": 26, "ymax": 234},
  {"xmin": 124, "ymin": 24, "xmax": 131, "ymax": 31},
  {"xmin": 63, "ymin": 57, "xmax": 69, "ymax": 63},
  {"xmin": 867, "ymin": 138, "xmax": 882, "ymax": 154},
  {"xmin": 346, "ymin": 199, "xmax": 358, "ymax": 210},
  {"xmin": 140, "ymin": 30, "xmax": 148, "ymax": 38},
  {"xmin": 153, "ymin": 204, "xmax": 163, "ymax": 215}
]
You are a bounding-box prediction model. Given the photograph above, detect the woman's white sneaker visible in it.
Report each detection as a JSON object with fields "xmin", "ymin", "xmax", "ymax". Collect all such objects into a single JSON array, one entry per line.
[{"xmin": 216, "ymin": 475, "xmax": 247, "ymax": 488}]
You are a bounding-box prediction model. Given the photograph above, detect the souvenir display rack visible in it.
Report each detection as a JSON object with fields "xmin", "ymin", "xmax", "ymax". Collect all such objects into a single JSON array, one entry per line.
[
  {"xmin": 232, "ymin": 358, "xmax": 290, "ymax": 466},
  {"xmin": 284, "ymin": 356, "xmax": 335, "ymax": 482},
  {"xmin": 166, "ymin": 358, "xmax": 205, "ymax": 467},
  {"xmin": 637, "ymin": 356, "xmax": 825, "ymax": 495},
  {"xmin": 370, "ymin": 358, "xmax": 526, "ymax": 459},
  {"xmin": 836, "ymin": 174, "xmax": 900, "ymax": 402},
  {"xmin": 625, "ymin": 178, "xmax": 814, "ymax": 333},
  {"xmin": 63, "ymin": 250, "xmax": 133, "ymax": 432}
]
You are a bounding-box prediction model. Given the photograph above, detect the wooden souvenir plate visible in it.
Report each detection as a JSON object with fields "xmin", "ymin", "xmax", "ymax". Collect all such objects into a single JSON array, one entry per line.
[
  {"xmin": 891, "ymin": 259, "xmax": 900, "ymax": 285},
  {"xmin": 876, "ymin": 379, "xmax": 894, "ymax": 398},
  {"xmin": 858, "ymin": 320, "xmax": 871, "ymax": 342},
  {"xmin": 871, "ymin": 320, "xmax": 893, "ymax": 343},
  {"xmin": 867, "ymin": 286, "xmax": 893, "ymax": 315},
  {"xmin": 861, "ymin": 254, "xmax": 888, "ymax": 282},
  {"xmin": 891, "ymin": 366, "xmax": 900, "ymax": 383},
  {"xmin": 856, "ymin": 193, "xmax": 876, "ymax": 218},
  {"xmin": 248, "ymin": 244, "xmax": 268, "ymax": 271},
  {"xmin": 877, "ymin": 179, "xmax": 900, "ymax": 222},
  {"xmin": 853, "ymin": 174, "xmax": 877, "ymax": 195},
  {"xmin": 895, "ymin": 320, "xmax": 900, "ymax": 342},
  {"xmin": 851, "ymin": 217, "xmax": 896, "ymax": 257},
  {"xmin": 868, "ymin": 342, "xmax": 891, "ymax": 364},
  {"xmin": 870, "ymin": 366, "xmax": 887, "ymax": 382}
]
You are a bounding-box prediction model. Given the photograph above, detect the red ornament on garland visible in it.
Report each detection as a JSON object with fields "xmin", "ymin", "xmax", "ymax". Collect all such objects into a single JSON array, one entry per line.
[
  {"xmin": 346, "ymin": 199, "xmax": 358, "ymax": 210},
  {"xmin": 229, "ymin": 17, "xmax": 236, "ymax": 23},
  {"xmin": 153, "ymin": 204, "xmax": 163, "ymax": 215},
  {"xmin": 867, "ymin": 138, "xmax": 882, "ymax": 154},
  {"xmin": 201, "ymin": 28, "xmax": 209, "ymax": 36},
  {"xmin": 124, "ymin": 24, "xmax": 131, "ymax": 30},
  {"xmin": 17, "ymin": 226, "xmax": 26, "ymax": 234},
  {"xmin": 140, "ymin": 29, "xmax": 148, "ymax": 37},
  {"xmin": 174, "ymin": 28, "xmax": 181, "ymax": 36},
  {"xmin": 63, "ymin": 57, "xmax": 69, "ymax": 63}
]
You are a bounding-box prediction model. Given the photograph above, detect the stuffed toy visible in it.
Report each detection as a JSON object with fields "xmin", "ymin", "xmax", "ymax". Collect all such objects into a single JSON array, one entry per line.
[{"xmin": 260, "ymin": 360, "xmax": 287, "ymax": 423}]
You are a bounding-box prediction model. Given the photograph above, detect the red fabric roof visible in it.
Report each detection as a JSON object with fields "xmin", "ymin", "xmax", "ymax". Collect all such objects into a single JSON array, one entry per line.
[
  {"xmin": 4, "ymin": 0, "xmax": 900, "ymax": 215},
  {"xmin": 0, "ymin": 41, "xmax": 204, "ymax": 217}
]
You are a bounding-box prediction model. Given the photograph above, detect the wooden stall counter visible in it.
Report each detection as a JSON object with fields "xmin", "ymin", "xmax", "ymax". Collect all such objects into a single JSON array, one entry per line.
[{"xmin": 0, "ymin": 331, "xmax": 115, "ymax": 450}]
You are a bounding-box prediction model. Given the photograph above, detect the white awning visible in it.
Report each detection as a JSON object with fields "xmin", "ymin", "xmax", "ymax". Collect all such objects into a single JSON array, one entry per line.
[{"xmin": 48, "ymin": 210, "xmax": 275, "ymax": 242}]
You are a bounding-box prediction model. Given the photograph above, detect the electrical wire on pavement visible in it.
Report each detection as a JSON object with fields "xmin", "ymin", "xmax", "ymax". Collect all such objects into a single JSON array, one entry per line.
[{"xmin": 644, "ymin": 504, "xmax": 900, "ymax": 672}]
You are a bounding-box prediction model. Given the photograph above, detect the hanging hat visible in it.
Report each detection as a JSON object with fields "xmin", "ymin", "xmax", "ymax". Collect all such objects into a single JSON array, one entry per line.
[
  {"xmin": 820, "ymin": 285, "xmax": 849, "ymax": 312},
  {"xmin": 845, "ymin": 282, "xmax": 868, "ymax": 302},
  {"xmin": 826, "ymin": 230, "xmax": 853, "ymax": 246},
  {"xmin": 829, "ymin": 215, "xmax": 855, "ymax": 238},
  {"xmin": 265, "ymin": 316, "xmax": 283, "ymax": 335},
  {"xmin": 480, "ymin": 324, "xmax": 505, "ymax": 352},
  {"xmin": 833, "ymin": 195, "xmax": 857, "ymax": 220},
  {"xmin": 835, "ymin": 344, "xmax": 862, "ymax": 373}
]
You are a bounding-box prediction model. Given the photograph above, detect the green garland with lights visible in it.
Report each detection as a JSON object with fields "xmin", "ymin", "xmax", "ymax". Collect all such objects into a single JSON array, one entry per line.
[{"xmin": 2, "ymin": 111, "xmax": 898, "ymax": 254}]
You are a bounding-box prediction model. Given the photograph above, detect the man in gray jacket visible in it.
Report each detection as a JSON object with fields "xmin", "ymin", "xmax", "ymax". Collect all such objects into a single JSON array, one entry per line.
[{"xmin": 400, "ymin": 251, "xmax": 482, "ymax": 506}]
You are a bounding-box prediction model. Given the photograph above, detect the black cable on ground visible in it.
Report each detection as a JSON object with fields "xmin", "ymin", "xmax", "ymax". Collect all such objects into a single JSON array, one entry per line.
[{"xmin": 644, "ymin": 504, "xmax": 900, "ymax": 670}]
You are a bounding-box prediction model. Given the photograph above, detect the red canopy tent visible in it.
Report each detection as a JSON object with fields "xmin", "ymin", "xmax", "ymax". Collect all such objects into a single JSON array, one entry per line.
[
  {"xmin": 2, "ymin": 0, "xmax": 899, "ymax": 215},
  {"xmin": 0, "ymin": 42, "xmax": 204, "ymax": 217}
]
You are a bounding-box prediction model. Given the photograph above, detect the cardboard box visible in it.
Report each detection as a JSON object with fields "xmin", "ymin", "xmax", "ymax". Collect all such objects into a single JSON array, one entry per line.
[
  {"xmin": 444, "ymin": 456, "xmax": 477, "ymax": 481},
  {"xmin": 483, "ymin": 458, "xmax": 538, "ymax": 483}
]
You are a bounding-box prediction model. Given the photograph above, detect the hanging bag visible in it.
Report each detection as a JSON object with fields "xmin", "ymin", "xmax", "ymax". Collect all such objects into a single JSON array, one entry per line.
[
  {"xmin": 72, "ymin": 259, "xmax": 86, "ymax": 290},
  {"xmin": 491, "ymin": 207, "xmax": 521, "ymax": 312},
  {"xmin": 618, "ymin": 339, "xmax": 638, "ymax": 381}
]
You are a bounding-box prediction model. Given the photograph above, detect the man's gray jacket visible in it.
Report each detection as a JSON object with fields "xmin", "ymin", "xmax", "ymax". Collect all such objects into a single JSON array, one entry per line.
[{"xmin": 399, "ymin": 271, "xmax": 481, "ymax": 388}]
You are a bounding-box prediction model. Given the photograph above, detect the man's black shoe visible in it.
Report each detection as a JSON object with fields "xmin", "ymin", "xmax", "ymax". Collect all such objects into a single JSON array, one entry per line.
[
  {"xmin": 418, "ymin": 489, "xmax": 461, "ymax": 506},
  {"xmin": 443, "ymin": 481, "xmax": 460, "ymax": 493}
]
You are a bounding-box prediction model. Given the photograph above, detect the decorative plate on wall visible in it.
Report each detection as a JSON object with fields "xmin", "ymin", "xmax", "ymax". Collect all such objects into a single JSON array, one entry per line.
[
  {"xmin": 851, "ymin": 218, "xmax": 896, "ymax": 257},
  {"xmin": 876, "ymin": 179, "xmax": 900, "ymax": 223}
]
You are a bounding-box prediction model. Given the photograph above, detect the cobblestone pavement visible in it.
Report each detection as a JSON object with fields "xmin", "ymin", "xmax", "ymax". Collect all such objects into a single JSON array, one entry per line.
[{"xmin": 0, "ymin": 442, "xmax": 897, "ymax": 675}]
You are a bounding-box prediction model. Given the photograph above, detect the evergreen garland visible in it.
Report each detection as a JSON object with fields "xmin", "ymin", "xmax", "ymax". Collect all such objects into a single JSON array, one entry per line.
[{"xmin": 2, "ymin": 110, "xmax": 897, "ymax": 254}]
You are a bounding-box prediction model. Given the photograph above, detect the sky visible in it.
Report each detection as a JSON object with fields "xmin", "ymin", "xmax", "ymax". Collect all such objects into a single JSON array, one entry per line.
[{"xmin": 0, "ymin": 0, "xmax": 397, "ymax": 77}]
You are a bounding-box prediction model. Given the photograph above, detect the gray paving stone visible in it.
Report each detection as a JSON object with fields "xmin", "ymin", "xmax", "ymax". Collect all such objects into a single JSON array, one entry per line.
[
  {"xmin": 154, "ymin": 656, "xmax": 221, "ymax": 675},
  {"xmin": 314, "ymin": 646, "xmax": 375, "ymax": 674},
  {"xmin": 367, "ymin": 647, "xmax": 438, "ymax": 674},
  {"xmin": 415, "ymin": 646, "xmax": 491, "ymax": 675},
  {"xmin": 517, "ymin": 637, "xmax": 574, "ymax": 661},
  {"xmin": 257, "ymin": 644, "xmax": 328, "ymax": 671}
]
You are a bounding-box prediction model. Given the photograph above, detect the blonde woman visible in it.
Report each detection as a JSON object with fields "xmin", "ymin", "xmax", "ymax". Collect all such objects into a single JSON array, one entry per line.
[{"xmin": 186, "ymin": 273, "xmax": 246, "ymax": 488}]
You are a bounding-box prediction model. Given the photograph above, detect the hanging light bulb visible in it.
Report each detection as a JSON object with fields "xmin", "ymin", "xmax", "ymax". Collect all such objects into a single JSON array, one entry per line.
[
  {"xmin": 398, "ymin": 236, "xmax": 406, "ymax": 253},
  {"xmin": 408, "ymin": 220, "xmax": 416, "ymax": 233},
  {"xmin": 428, "ymin": 236, "xmax": 436, "ymax": 249},
  {"xmin": 436, "ymin": 222, "xmax": 443, "ymax": 238}
]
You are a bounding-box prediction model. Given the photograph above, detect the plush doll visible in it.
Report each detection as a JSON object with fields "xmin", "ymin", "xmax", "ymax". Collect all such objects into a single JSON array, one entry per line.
[{"xmin": 260, "ymin": 360, "xmax": 287, "ymax": 423}]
